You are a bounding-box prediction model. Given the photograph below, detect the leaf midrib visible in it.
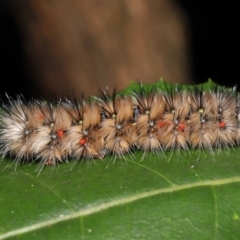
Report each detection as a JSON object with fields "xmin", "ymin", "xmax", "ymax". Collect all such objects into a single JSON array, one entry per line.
[{"xmin": 1, "ymin": 176, "xmax": 240, "ymax": 240}]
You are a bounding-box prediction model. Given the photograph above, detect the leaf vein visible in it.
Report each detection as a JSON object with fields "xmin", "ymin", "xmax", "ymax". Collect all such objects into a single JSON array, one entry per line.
[{"xmin": 1, "ymin": 176, "xmax": 240, "ymax": 240}]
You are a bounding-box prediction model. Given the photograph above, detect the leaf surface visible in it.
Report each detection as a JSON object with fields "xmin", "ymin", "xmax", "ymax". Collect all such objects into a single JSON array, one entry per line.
[{"xmin": 1, "ymin": 149, "xmax": 240, "ymax": 240}]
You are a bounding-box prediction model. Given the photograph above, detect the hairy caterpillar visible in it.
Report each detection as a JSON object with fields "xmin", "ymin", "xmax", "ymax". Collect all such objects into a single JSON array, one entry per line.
[{"xmin": 0, "ymin": 81, "xmax": 239, "ymax": 172}]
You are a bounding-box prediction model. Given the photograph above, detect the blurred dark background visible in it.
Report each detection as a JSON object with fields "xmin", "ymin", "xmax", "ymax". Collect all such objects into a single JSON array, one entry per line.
[
  {"xmin": 181, "ymin": 1, "xmax": 240, "ymax": 86},
  {"xmin": 0, "ymin": 0, "xmax": 239, "ymax": 99}
]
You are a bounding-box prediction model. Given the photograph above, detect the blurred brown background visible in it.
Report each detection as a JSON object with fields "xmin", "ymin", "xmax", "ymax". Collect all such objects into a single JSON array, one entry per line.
[{"xmin": 0, "ymin": 1, "xmax": 240, "ymax": 99}]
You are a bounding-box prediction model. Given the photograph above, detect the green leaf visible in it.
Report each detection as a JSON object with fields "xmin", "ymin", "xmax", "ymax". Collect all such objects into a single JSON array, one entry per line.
[
  {"xmin": 1, "ymin": 80, "xmax": 240, "ymax": 239},
  {"xmin": 1, "ymin": 150, "xmax": 240, "ymax": 240}
]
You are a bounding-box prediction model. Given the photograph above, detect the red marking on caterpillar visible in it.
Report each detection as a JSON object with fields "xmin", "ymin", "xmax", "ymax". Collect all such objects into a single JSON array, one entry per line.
[
  {"xmin": 158, "ymin": 120, "xmax": 165, "ymax": 128},
  {"xmin": 37, "ymin": 114, "xmax": 44, "ymax": 120},
  {"xmin": 57, "ymin": 130, "xmax": 64, "ymax": 138},
  {"xmin": 176, "ymin": 123, "xmax": 185, "ymax": 132},
  {"xmin": 219, "ymin": 121, "xmax": 226, "ymax": 129},
  {"xmin": 79, "ymin": 138, "xmax": 87, "ymax": 146}
]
